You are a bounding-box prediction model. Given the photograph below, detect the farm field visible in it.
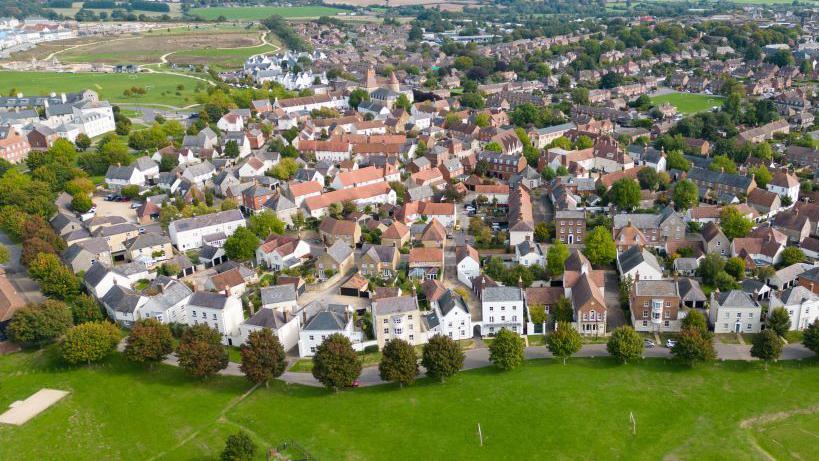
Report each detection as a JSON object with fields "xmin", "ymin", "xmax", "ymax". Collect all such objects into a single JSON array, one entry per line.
[
  {"xmin": 650, "ymin": 92, "xmax": 725, "ymax": 114},
  {"xmin": 189, "ymin": 6, "xmax": 347, "ymax": 20},
  {"xmin": 0, "ymin": 346, "xmax": 817, "ymax": 461},
  {"xmin": 50, "ymin": 1, "xmax": 184, "ymax": 17},
  {"xmin": 0, "ymin": 71, "xmax": 206, "ymax": 107}
]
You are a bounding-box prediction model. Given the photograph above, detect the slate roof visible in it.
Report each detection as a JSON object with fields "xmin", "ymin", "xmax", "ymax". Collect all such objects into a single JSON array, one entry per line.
[
  {"xmin": 244, "ymin": 308, "xmax": 291, "ymax": 329},
  {"xmin": 437, "ymin": 289, "xmax": 469, "ymax": 317},
  {"xmin": 170, "ymin": 209, "xmax": 244, "ymax": 232},
  {"xmin": 325, "ymin": 240, "xmax": 353, "ymax": 264},
  {"xmin": 101, "ymin": 285, "xmax": 143, "ymax": 313},
  {"xmin": 303, "ymin": 306, "xmax": 348, "ymax": 331},
  {"xmin": 260, "ymin": 284, "xmax": 298, "ymax": 305},
  {"xmin": 714, "ymin": 290, "xmax": 759, "ymax": 309},
  {"xmin": 482, "ymin": 286, "xmax": 522, "ymax": 302},
  {"xmin": 687, "ymin": 166, "xmax": 754, "ymax": 190},
  {"xmin": 677, "ymin": 278, "xmax": 706, "ymax": 302},
  {"xmin": 188, "ymin": 291, "xmax": 229, "ymax": 310},
  {"xmin": 770, "ymin": 285, "xmax": 819, "ymax": 308},
  {"xmin": 373, "ymin": 295, "xmax": 418, "ymax": 315},
  {"xmin": 617, "ymin": 245, "xmax": 662, "ymax": 274}
]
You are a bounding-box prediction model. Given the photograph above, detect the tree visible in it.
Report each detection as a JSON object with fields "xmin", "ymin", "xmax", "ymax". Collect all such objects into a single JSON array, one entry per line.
[
  {"xmin": 547, "ymin": 321, "xmax": 582, "ymax": 365},
  {"xmin": 421, "ymin": 334, "xmax": 464, "ymax": 382},
  {"xmin": 378, "ymin": 338, "xmax": 419, "ymax": 387},
  {"xmin": 551, "ymin": 297, "xmax": 574, "ymax": 323},
  {"xmin": 120, "ymin": 184, "xmax": 141, "ymax": 200},
  {"xmin": 724, "ymin": 257, "xmax": 746, "ymax": 281},
  {"xmin": 803, "ymin": 319, "xmax": 819, "ymax": 355},
  {"xmin": 312, "ymin": 333, "xmax": 362, "ymax": 391},
  {"xmin": 780, "ymin": 247, "xmax": 805, "ymax": 267},
  {"xmin": 0, "ymin": 243, "xmax": 8, "ymax": 265},
  {"xmin": 714, "ymin": 271, "xmax": 738, "ymax": 291},
  {"xmin": 71, "ymin": 293, "xmax": 103, "ymax": 324},
  {"xmin": 28, "ymin": 253, "xmax": 80, "ymax": 300},
  {"xmin": 681, "ymin": 309, "xmax": 708, "ymax": 334},
  {"xmin": 547, "ymin": 241, "xmax": 569, "ymax": 276},
  {"xmin": 571, "ymin": 87, "xmax": 589, "ymax": 105},
  {"xmin": 240, "ymin": 329, "xmax": 286, "ymax": 386},
  {"xmin": 488, "ymin": 328, "xmax": 525, "ymax": 371},
  {"xmin": 671, "ymin": 327, "xmax": 716, "ymax": 365},
  {"xmin": 124, "ymin": 318, "xmax": 174, "ymax": 366},
  {"xmin": 271, "ymin": 157, "xmax": 299, "ymax": 180},
  {"xmin": 750, "ymin": 329, "xmax": 783, "ymax": 369},
  {"xmin": 176, "ymin": 324, "xmax": 229, "ymax": 379},
  {"xmin": 749, "ymin": 165, "xmax": 772, "ymax": 188},
  {"xmin": 223, "ymin": 140, "xmax": 240, "ymax": 158},
  {"xmin": 528, "ymin": 304, "xmax": 547, "ymax": 325},
  {"xmin": 71, "ymin": 193, "xmax": 93, "ymax": 213},
  {"xmin": 7, "ymin": 300, "xmax": 73, "ymax": 346},
  {"xmin": 720, "ymin": 206, "xmax": 753, "ymax": 240},
  {"xmin": 606, "ymin": 326, "xmax": 643, "ymax": 364},
  {"xmin": 609, "ymin": 178, "xmax": 640, "ymax": 210},
  {"xmin": 767, "ymin": 307, "xmax": 791, "ymax": 338},
  {"xmin": 583, "ymin": 226, "xmax": 616, "ymax": 266},
  {"xmin": 395, "ymin": 94, "xmax": 411, "ymax": 112},
  {"xmin": 221, "ymin": 430, "xmax": 256, "ymax": 461},
  {"xmin": 637, "ymin": 168, "xmax": 659, "ymax": 191},
  {"xmin": 223, "ymin": 227, "xmax": 260, "ymax": 261},
  {"xmin": 60, "ymin": 321, "xmax": 120, "ymax": 365},
  {"xmin": 672, "ymin": 180, "xmax": 699, "ymax": 211},
  {"xmin": 709, "ymin": 155, "xmax": 737, "ymax": 174},
  {"xmin": 247, "ymin": 211, "xmax": 285, "ymax": 239},
  {"xmin": 348, "ymin": 88, "xmax": 369, "ymax": 109},
  {"xmin": 75, "ymin": 133, "xmax": 91, "ymax": 151},
  {"xmin": 665, "ymin": 150, "xmax": 690, "ymax": 171}
]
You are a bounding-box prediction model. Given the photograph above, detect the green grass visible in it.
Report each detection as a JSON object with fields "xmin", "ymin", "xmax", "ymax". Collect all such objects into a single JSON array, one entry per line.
[
  {"xmin": 0, "ymin": 71, "xmax": 204, "ymax": 107},
  {"xmin": 527, "ymin": 334, "xmax": 545, "ymax": 346},
  {"xmin": 650, "ymin": 92, "xmax": 725, "ymax": 115},
  {"xmin": 2, "ymin": 347, "xmax": 818, "ymax": 460},
  {"xmin": 189, "ymin": 6, "xmax": 346, "ymax": 20},
  {"xmin": 290, "ymin": 351, "xmax": 383, "ymax": 373},
  {"xmin": 228, "ymin": 346, "xmax": 243, "ymax": 364},
  {"xmin": 169, "ymin": 44, "xmax": 280, "ymax": 70}
]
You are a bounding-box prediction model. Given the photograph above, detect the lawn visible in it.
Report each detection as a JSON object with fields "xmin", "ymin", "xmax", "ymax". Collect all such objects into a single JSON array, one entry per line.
[
  {"xmin": 650, "ymin": 92, "xmax": 725, "ymax": 115},
  {"xmin": 0, "ymin": 71, "xmax": 205, "ymax": 107},
  {"xmin": 189, "ymin": 6, "xmax": 347, "ymax": 20},
  {"xmin": 1, "ymin": 347, "xmax": 818, "ymax": 460}
]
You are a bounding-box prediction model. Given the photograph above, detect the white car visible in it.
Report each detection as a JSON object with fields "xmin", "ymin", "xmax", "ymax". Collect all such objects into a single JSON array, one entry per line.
[
  {"xmin": 666, "ymin": 339, "xmax": 677, "ymax": 348},
  {"xmin": 644, "ymin": 339, "xmax": 655, "ymax": 348}
]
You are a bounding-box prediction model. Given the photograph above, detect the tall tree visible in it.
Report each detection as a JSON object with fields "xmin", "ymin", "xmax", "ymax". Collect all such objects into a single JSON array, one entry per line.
[
  {"xmin": 780, "ymin": 247, "xmax": 805, "ymax": 267},
  {"xmin": 177, "ymin": 324, "xmax": 229, "ymax": 379},
  {"xmin": 720, "ymin": 206, "xmax": 753, "ymax": 239},
  {"xmin": 672, "ymin": 180, "xmax": 699, "ymax": 211},
  {"xmin": 547, "ymin": 241, "xmax": 569, "ymax": 276},
  {"xmin": 547, "ymin": 321, "xmax": 582, "ymax": 365},
  {"xmin": 60, "ymin": 322, "xmax": 120, "ymax": 365},
  {"xmin": 6, "ymin": 300, "xmax": 73, "ymax": 347},
  {"xmin": 671, "ymin": 327, "xmax": 715, "ymax": 366},
  {"xmin": 750, "ymin": 329, "xmax": 783, "ymax": 369},
  {"xmin": 247, "ymin": 210, "xmax": 285, "ymax": 239},
  {"xmin": 124, "ymin": 318, "xmax": 174, "ymax": 366},
  {"xmin": 766, "ymin": 307, "xmax": 791, "ymax": 338},
  {"xmin": 312, "ymin": 333, "xmax": 362, "ymax": 391},
  {"xmin": 378, "ymin": 338, "xmax": 419, "ymax": 387},
  {"xmin": 606, "ymin": 326, "xmax": 643, "ymax": 364},
  {"xmin": 803, "ymin": 319, "xmax": 819, "ymax": 355},
  {"xmin": 71, "ymin": 294, "xmax": 103, "ymax": 324},
  {"xmin": 680, "ymin": 309, "xmax": 708, "ymax": 334},
  {"xmin": 609, "ymin": 179, "xmax": 640, "ymax": 210},
  {"xmin": 421, "ymin": 334, "xmax": 464, "ymax": 382},
  {"xmin": 551, "ymin": 297, "xmax": 574, "ymax": 323},
  {"xmin": 583, "ymin": 226, "xmax": 617, "ymax": 266},
  {"xmin": 220, "ymin": 430, "xmax": 256, "ymax": 461},
  {"xmin": 488, "ymin": 328, "xmax": 525, "ymax": 371},
  {"xmin": 223, "ymin": 227, "xmax": 260, "ymax": 261},
  {"xmin": 240, "ymin": 329, "xmax": 287, "ymax": 387}
]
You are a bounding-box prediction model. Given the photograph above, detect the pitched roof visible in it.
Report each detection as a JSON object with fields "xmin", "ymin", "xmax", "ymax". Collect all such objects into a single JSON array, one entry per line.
[
  {"xmin": 373, "ymin": 295, "xmax": 418, "ymax": 315},
  {"xmin": 319, "ymin": 217, "xmax": 358, "ymax": 237},
  {"xmin": 261, "ymin": 284, "xmax": 298, "ymax": 305}
]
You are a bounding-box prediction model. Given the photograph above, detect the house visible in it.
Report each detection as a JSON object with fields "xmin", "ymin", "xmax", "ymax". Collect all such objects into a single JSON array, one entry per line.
[
  {"xmin": 769, "ymin": 286, "xmax": 819, "ymax": 331},
  {"xmin": 260, "ymin": 284, "xmax": 299, "ymax": 312},
  {"xmin": 395, "ymin": 201, "xmax": 457, "ymax": 228},
  {"xmin": 515, "ymin": 240, "xmax": 545, "ymax": 267},
  {"xmin": 481, "ymin": 286, "xmax": 524, "ymax": 336},
  {"xmin": 508, "ymin": 185, "xmax": 535, "ymax": 246},
  {"xmin": 629, "ymin": 280, "xmax": 683, "ymax": 332},
  {"xmin": 330, "ymin": 166, "xmax": 386, "ymax": 190},
  {"xmin": 318, "ymin": 217, "xmax": 361, "ymax": 246},
  {"xmin": 208, "ymin": 267, "xmax": 248, "ymax": 298},
  {"xmin": 408, "ymin": 247, "xmax": 444, "ymax": 280},
  {"xmin": 168, "ymin": 209, "xmax": 246, "ymax": 251},
  {"xmin": 686, "ymin": 167, "xmax": 756, "ymax": 199},
  {"xmin": 315, "ymin": 240, "xmax": 354, "ymax": 280},
  {"xmin": 62, "ymin": 238, "xmax": 111, "ymax": 273},
  {"xmin": 105, "ymin": 165, "xmax": 145, "ymax": 190},
  {"xmin": 83, "ymin": 262, "xmax": 131, "ymax": 299},
  {"xmin": 673, "ymin": 257, "xmax": 701, "ymax": 277},
  {"xmin": 737, "ymin": 119, "xmax": 789, "ymax": 143},
  {"xmin": 382, "ymin": 220, "xmax": 410, "ymax": 248},
  {"xmin": 238, "ymin": 307, "xmax": 301, "ymax": 350},
  {"xmin": 182, "ymin": 161, "xmax": 216, "ymax": 186},
  {"xmin": 298, "ymin": 304, "xmax": 364, "ymax": 356},
  {"xmin": 767, "ymin": 171, "xmax": 800, "ymax": 205},
  {"xmin": 255, "ymin": 235, "xmax": 311, "ymax": 270},
  {"xmin": 0, "ymin": 126, "xmax": 30, "ymax": 163},
  {"xmin": 92, "ymin": 223, "xmax": 141, "ymax": 255},
  {"xmin": 709, "ymin": 290, "xmax": 762, "ymax": 334},
  {"xmin": 358, "ymin": 244, "xmax": 399, "ymax": 279},
  {"xmin": 555, "ymin": 210, "xmax": 585, "ymax": 245},
  {"xmin": 455, "ymin": 245, "xmax": 481, "ymax": 288},
  {"xmin": 125, "ymin": 233, "xmax": 173, "ymax": 266},
  {"xmin": 217, "ymin": 113, "xmax": 244, "ymax": 132},
  {"xmin": 373, "ymin": 295, "xmax": 424, "ymax": 348},
  {"xmin": 747, "ymin": 188, "xmax": 781, "ymax": 219},
  {"xmin": 617, "ymin": 245, "xmax": 663, "ymax": 281},
  {"xmin": 612, "ymin": 207, "xmax": 685, "ymax": 250},
  {"xmin": 700, "ymin": 222, "xmax": 730, "ymax": 257},
  {"xmin": 286, "ymin": 180, "xmax": 323, "ymax": 207},
  {"xmin": 772, "ymin": 210, "xmax": 811, "ymax": 243},
  {"xmin": 476, "ymin": 151, "xmax": 527, "ymax": 180},
  {"xmin": 100, "ymin": 285, "xmax": 146, "ymax": 327},
  {"xmin": 428, "ymin": 289, "xmax": 472, "ymax": 341},
  {"xmin": 302, "ymin": 182, "xmax": 396, "ymax": 218},
  {"xmin": 571, "ymin": 272, "xmax": 607, "ymax": 336},
  {"xmin": 678, "ymin": 278, "xmax": 707, "ymax": 308},
  {"xmin": 768, "ymin": 263, "xmax": 814, "ymax": 291},
  {"xmin": 26, "ymin": 125, "xmax": 59, "ymax": 150},
  {"xmin": 419, "ymin": 219, "xmax": 447, "ymax": 248},
  {"xmin": 140, "ymin": 277, "xmax": 193, "ymax": 325},
  {"xmin": 186, "ymin": 291, "xmax": 244, "ymax": 345}
]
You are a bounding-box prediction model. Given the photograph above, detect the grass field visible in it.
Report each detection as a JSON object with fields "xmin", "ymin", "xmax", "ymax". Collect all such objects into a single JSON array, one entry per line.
[
  {"xmin": 0, "ymin": 71, "xmax": 205, "ymax": 107},
  {"xmin": 1, "ymin": 346, "xmax": 817, "ymax": 460},
  {"xmin": 189, "ymin": 6, "xmax": 347, "ymax": 20},
  {"xmin": 650, "ymin": 92, "xmax": 725, "ymax": 115},
  {"xmin": 51, "ymin": 1, "xmax": 184, "ymax": 17}
]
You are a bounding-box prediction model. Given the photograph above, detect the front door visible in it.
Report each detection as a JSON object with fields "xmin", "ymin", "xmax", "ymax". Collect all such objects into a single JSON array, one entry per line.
[
  {"xmin": 734, "ymin": 322, "xmax": 741, "ymax": 333},
  {"xmin": 568, "ymin": 234, "xmax": 574, "ymax": 244}
]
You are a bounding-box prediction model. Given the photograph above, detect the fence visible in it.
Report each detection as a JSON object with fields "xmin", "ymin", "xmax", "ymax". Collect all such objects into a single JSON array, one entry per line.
[{"xmin": 270, "ymin": 440, "xmax": 314, "ymax": 461}]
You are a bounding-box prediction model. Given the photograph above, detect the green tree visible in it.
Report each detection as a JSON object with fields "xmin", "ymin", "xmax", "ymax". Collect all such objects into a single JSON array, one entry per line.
[
  {"xmin": 378, "ymin": 338, "xmax": 419, "ymax": 387},
  {"xmin": 750, "ymin": 329, "xmax": 782, "ymax": 369},
  {"xmin": 28, "ymin": 253, "xmax": 80, "ymax": 300},
  {"xmin": 665, "ymin": 150, "xmax": 690, "ymax": 171},
  {"xmin": 528, "ymin": 304, "xmax": 547, "ymax": 325},
  {"xmin": 724, "ymin": 257, "xmax": 746, "ymax": 281},
  {"xmin": 534, "ymin": 222, "xmax": 551, "ymax": 243},
  {"xmin": 709, "ymin": 155, "xmax": 737, "ymax": 174},
  {"xmin": 240, "ymin": 329, "xmax": 287, "ymax": 387},
  {"xmin": 583, "ymin": 226, "xmax": 617, "ymax": 266},
  {"xmin": 571, "ymin": 87, "xmax": 589, "ymax": 105},
  {"xmin": 271, "ymin": 157, "xmax": 299, "ymax": 180},
  {"xmin": 0, "ymin": 243, "xmax": 8, "ymax": 265},
  {"xmin": 780, "ymin": 247, "xmax": 805, "ymax": 267},
  {"xmin": 71, "ymin": 193, "xmax": 93, "ymax": 213},
  {"xmin": 6, "ymin": 300, "xmax": 73, "ymax": 347},
  {"xmin": 609, "ymin": 178, "xmax": 640, "ymax": 210},
  {"xmin": 348, "ymin": 88, "xmax": 369, "ymax": 109},
  {"xmin": 671, "ymin": 327, "xmax": 716, "ymax": 366},
  {"xmin": 71, "ymin": 294, "xmax": 103, "ymax": 324},
  {"xmin": 749, "ymin": 165, "xmax": 772, "ymax": 188},
  {"xmin": 672, "ymin": 179, "xmax": 699, "ymax": 211},
  {"xmin": 176, "ymin": 324, "xmax": 229, "ymax": 379},
  {"xmin": 720, "ymin": 206, "xmax": 753, "ymax": 240},
  {"xmin": 421, "ymin": 334, "xmax": 464, "ymax": 382},
  {"xmin": 547, "ymin": 241, "xmax": 569, "ymax": 276},
  {"xmin": 547, "ymin": 321, "xmax": 582, "ymax": 365},
  {"xmin": 767, "ymin": 307, "xmax": 791, "ymax": 338},
  {"xmin": 60, "ymin": 321, "xmax": 120, "ymax": 365},
  {"xmin": 637, "ymin": 168, "xmax": 659, "ymax": 191},
  {"xmin": 714, "ymin": 271, "xmax": 738, "ymax": 291},
  {"xmin": 606, "ymin": 325, "xmax": 643, "ymax": 364},
  {"xmin": 680, "ymin": 309, "xmax": 708, "ymax": 335},
  {"xmin": 220, "ymin": 430, "xmax": 256, "ymax": 461},
  {"xmin": 803, "ymin": 319, "xmax": 819, "ymax": 355},
  {"xmin": 120, "ymin": 184, "xmax": 141, "ymax": 200},
  {"xmin": 124, "ymin": 318, "xmax": 174, "ymax": 366},
  {"xmin": 312, "ymin": 333, "xmax": 362, "ymax": 391},
  {"xmin": 247, "ymin": 210, "xmax": 285, "ymax": 239},
  {"xmin": 223, "ymin": 140, "xmax": 240, "ymax": 158},
  {"xmin": 223, "ymin": 227, "xmax": 260, "ymax": 261},
  {"xmin": 395, "ymin": 94, "xmax": 411, "ymax": 112},
  {"xmin": 488, "ymin": 328, "xmax": 525, "ymax": 371},
  {"xmin": 75, "ymin": 133, "xmax": 91, "ymax": 151}
]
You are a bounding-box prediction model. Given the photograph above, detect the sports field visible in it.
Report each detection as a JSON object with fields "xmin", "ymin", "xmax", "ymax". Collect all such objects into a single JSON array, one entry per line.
[
  {"xmin": 650, "ymin": 92, "xmax": 724, "ymax": 115},
  {"xmin": 0, "ymin": 71, "xmax": 205, "ymax": 107},
  {"xmin": 189, "ymin": 6, "xmax": 347, "ymax": 20},
  {"xmin": 0, "ymin": 346, "xmax": 817, "ymax": 460}
]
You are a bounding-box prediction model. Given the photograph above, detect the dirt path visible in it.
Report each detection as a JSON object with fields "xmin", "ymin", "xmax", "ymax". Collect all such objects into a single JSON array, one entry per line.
[{"xmin": 740, "ymin": 404, "xmax": 819, "ymax": 461}]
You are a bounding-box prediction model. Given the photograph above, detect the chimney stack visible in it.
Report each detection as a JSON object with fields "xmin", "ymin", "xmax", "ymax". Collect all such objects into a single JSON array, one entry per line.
[{"xmin": 224, "ymin": 287, "xmax": 230, "ymax": 297}]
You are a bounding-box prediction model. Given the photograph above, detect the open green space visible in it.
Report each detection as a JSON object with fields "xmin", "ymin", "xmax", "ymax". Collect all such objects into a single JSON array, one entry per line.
[
  {"xmin": 1, "ymin": 345, "xmax": 817, "ymax": 460},
  {"xmin": 189, "ymin": 6, "xmax": 347, "ymax": 20},
  {"xmin": 0, "ymin": 71, "xmax": 206, "ymax": 107},
  {"xmin": 169, "ymin": 44, "xmax": 280, "ymax": 70},
  {"xmin": 650, "ymin": 92, "xmax": 725, "ymax": 115}
]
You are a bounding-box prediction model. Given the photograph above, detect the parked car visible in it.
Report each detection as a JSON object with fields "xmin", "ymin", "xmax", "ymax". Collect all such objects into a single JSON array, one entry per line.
[
  {"xmin": 105, "ymin": 194, "xmax": 116, "ymax": 201},
  {"xmin": 130, "ymin": 202, "xmax": 142, "ymax": 209},
  {"xmin": 666, "ymin": 339, "xmax": 677, "ymax": 348},
  {"xmin": 644, "ymin": 339, "xmax": 655, "ymax": 348}
]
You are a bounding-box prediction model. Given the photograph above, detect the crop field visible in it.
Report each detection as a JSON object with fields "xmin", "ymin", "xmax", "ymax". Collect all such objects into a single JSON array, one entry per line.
[
  {"xmin": 650, "ymin": 92, "xmax": 725, "ymax": 115},
  {"xmin": 0, "ymin": 71, "xmax": 205, "ymax": 107},
  {"xmin": 188, "ymin": 6, "xmax": 347, "ymax": 20},
  {"xmin": 50, "ymin": 1, "xmax": 184, "ymax": 17}
]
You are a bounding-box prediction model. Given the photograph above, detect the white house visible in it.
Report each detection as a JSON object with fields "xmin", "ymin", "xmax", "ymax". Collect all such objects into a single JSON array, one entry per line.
[
  {"xmin": 185, "ymin": 291, "xmax": 245, "ymax": 345},
  {"xmin": 238, "ymin": 307, "xmax": 301, "ymax": 350},
  {"xmin": 430, "ymin": 290, "xmax": 472, "ymax": 341},
  {"xmin": 455, "ymin": 245, "xmax": 480, "ymax": 288},
  {"xmin": 769, "ymin": 286, "xmax": 819, "ymax": 331},
  {"xmin": 616, "ymin": 246, "xmax": 663, "ymax": 281},
  {"xmin": 182, "ymin": 160, "xmax": 216, "ymax": 186},
  {"xmin": 105, "ymin": 165, "xmax": 145, "ymax": 190},
  {"xmin": 217, "ymin": 113, "xmax": 244, "ymax": 132},
  {"xmin": 134, "ymin": 156, "xmax": 160, "ymax": 182},
  {"xmin": 83, "ymin": 262, "xmax": 131, "ymax": 299},
  {"xmin": 297, "ymin": 304, "xmax": 365, "ymax": 356},
  {"xmin": 72, "ymin": 102, "xmax": 116, "ymax": 138},
  {"xmin": 515, "ymin": 240, "xmax": 546, "ymax": 267},
  {"xmin": 767, "ymin": 171, "xmax": 800, "ymax": 205},
  {"xmin": 139, "ymin": 277, "xmax": 193, "ymax": 325},
  {"xmin": 168, "ymin": 209, "xmax": 246, "ymax": 251},
  {"xmin": 260, "ymin": 284, "xmax": 299, "ymax": 312},
  {"xmin": 481, "ymin": 286, "xmax": 524, "ymax": 336},
  {"xmin": 223, "ymin": 131, "xmax": 252, "ymax": 158},
  {"xmin": 255, "ymin": 235, "xmax": 311, "ymax": 270},
  {"xmin": 709, "ymin": 290, "xmax": 762, "ymax": 334}
]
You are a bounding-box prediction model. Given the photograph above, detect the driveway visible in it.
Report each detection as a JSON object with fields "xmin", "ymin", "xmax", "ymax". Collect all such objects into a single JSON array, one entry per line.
[
  {"xmin": 531, "ymin": 187, "xmax": 553, "ymax": 224},
  {"xmin": 603, "ymin": 271, "xmax": 626, "ymax": 331}
]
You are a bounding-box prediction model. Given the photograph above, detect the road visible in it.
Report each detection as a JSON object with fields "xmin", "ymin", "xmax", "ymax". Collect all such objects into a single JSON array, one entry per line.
[{"xmin": 0, "ymin": 231, "xmax": 45, "ymax": 305}]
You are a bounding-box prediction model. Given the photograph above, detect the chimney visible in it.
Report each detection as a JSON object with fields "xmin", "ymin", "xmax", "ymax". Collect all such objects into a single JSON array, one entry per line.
[
  {"xmin": 811, "ymin": 282, "xmax": 815, "ymax": 293},
  {"xmin": 635, "ymin": 271, "xmax": 640, "ymax": 281},
  {"xmin": 224, "ymin": 287, "xmax": 230, "ymax": 297}
]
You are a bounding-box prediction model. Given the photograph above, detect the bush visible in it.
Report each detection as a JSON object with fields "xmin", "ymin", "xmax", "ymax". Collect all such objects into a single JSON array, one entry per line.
[
  {"xmin": 363, "ymin": 344, "xmax": 379, "ymax": 354},
  {"xmin": 7, "ymin": 300, "xmax": 73, "ymax": 347},
  {"xmin": 60, "ymin": 321, "xmax": 120, "ymax": 365}
]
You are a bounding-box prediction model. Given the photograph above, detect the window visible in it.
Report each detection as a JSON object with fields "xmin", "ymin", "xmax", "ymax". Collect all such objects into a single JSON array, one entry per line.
[
  {"xmin": 409, "ymin": 335, "xmax": 414, "ymax": 341},
  {"xmin": 309, "ymin": 335, "xmax": 314, "ymax": 341},
  {"xmin": 664, "ymin": 321, "xmax": 669, "ymax": 327},
  {"xmin": 408, "ymin": 315, "xmax": 413, "ymax": 320},
  {"xmin": 723, "ymin": 323, "xmax": 728, "ymax": 329},
  {"xmin": 490, "ymin": 316, "xmax": 494, "ymax": 322},
  {"xmin": 643, "ymin": 301, "xmax": 649, "ymax": 308},
  {"xmin": 746, "ymin": 323, "xmax": 752, "ymax": 330},
  {"xmin": 192, "ymin": 310, "xmax": 197, "ymax": 317},
  {"xmin": 736, "ymin": 312, "xmax": 742, "ymax": 318},
  {"xmin": 310, "ymin": 347, "xmax": 315, "ymax": 353},
  {"xmin": 384, "ymin": 328, "xmax": 388, "ymax": 334},
  {"xmin": 501, "ymin": 316, "xmax": 505, "ymax": 322},
  {"xmin": 512, "ymin": 316, "xmax": 517, "ymax": 322},
  {"xmin": 383, "ymin": 318, "xmax": 388, "ymax": 324},
  {"xmin": 201, "ymin": 312, "xmax": 206, "ymax": 319},
  {"xmin": 394, "ymin": 328, "xmax": 402, "ymax": 335},
  {"xmin": 642, "ymin": 321, "xmax": 648, "ymax": 326},
  {"xmin": 665, "ymin": 301, "xmax": 670, "ymax": 308},
  {"xmin": 489, "ymin": 306, "xmax": 494, "ymax": 312},
  {"xmin": 212, "ymin": 314, "xmax": 217, "ymax": 320}
]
